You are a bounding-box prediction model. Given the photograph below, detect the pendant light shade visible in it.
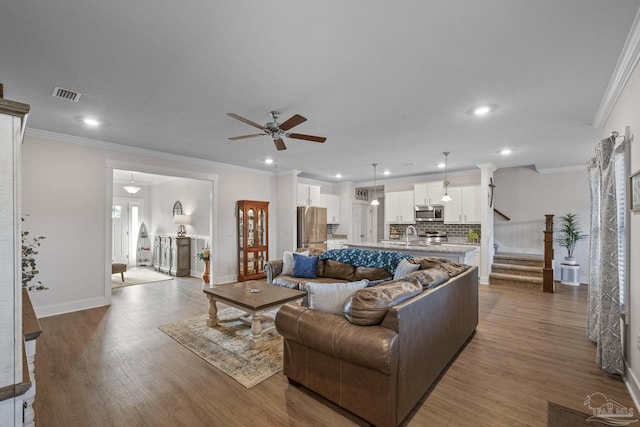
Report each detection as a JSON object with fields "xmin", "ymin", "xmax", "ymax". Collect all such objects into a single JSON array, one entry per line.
[
  {"xmin": 123, "ymin": 172, "xmax": 141, "ymax": 194},
  {"xmin": 441, "ymin": 152, "xmax": 452, "ymax": 202},
  {"xmin": 371, "ymin": 163, "xmax": 380, "ymax": 206}
]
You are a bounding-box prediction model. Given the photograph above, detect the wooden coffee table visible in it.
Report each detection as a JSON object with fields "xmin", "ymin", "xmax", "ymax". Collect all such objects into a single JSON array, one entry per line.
[{"xmin": 203, "ymin": 281, "xmax": 306, "ymax": 349}]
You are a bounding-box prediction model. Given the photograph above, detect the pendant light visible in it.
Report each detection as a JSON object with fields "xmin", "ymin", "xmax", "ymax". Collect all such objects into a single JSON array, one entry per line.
[
  {"xmin": 441, "ymin": 152, "xmax": 452, "ymax": 202},
  {"xmin": 371, "ymin": 163, "xmax": 380, "ymax": 206},
  {"xmin": 123, "ymin": 172, "xmax": 141, "ymax": 194}
]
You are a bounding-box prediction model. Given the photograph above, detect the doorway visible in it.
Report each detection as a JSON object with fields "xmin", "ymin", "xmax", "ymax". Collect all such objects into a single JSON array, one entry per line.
[
  {"xmin": 112, "ymin": 198, "xmax": 144, "ymax": 266},
  {"xmin": 350, "ymin": 202, "xmax": 375, "ymax": 243}
]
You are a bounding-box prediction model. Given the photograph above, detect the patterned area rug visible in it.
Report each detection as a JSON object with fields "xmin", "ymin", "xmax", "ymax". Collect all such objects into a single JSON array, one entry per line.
[
  {"xmin": 158, "ymin": 308, "xmax": 282, "ymax": 388},
  {"xmin": 112, "ymin": 268, "xmax": 174, "ymax": 288}
]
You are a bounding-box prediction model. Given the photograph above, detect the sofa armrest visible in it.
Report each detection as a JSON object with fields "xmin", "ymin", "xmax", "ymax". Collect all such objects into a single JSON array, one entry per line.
[
  {"xmin": 275, "ymin": 303, "xmax": 398, "ymax": 375},
  {"xmin": 265, "ymin": 259, "xmax": 283, "ymax": 284}
]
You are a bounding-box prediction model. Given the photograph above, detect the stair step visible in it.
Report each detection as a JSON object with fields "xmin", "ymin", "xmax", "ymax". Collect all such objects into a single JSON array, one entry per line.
[
  {"xmin": 489, "ymin": 272, "xmax": 543, "ymax": 288},
  {"xmin": 492, "ymin": 263, "xmax": 543, "ymax": 278},
  {"xmin": 493, "ymin": 252, "xmax": 544, "ymax": 267}
]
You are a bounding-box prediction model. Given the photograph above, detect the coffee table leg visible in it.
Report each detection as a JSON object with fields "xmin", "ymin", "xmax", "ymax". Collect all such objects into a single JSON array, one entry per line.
[
  {"xmin": 248, "ymin": 316, "xmax": 264, "ymax": 349},
  {"xmin": 206, "ymin": 295, "xmax": 218, "ymax": 327}
]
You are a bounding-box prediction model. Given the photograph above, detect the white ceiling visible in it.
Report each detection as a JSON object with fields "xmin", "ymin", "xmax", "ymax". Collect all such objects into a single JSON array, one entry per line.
[{"xmin": 2, "ymin": 1, "xmax": 640, "ymax": 183}]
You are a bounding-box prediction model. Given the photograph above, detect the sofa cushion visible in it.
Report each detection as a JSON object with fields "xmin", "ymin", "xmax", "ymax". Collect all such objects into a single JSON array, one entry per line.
[
  {"xmin": 412, "ymin": 257, "xmax": 471, "ymax": 277},
  {"xmin": 393, "ymin": 258, "xmax": 420, "ymax": 280},
  {"xmin": 306, "ymin": 280, "xmax": 369, "ymax": 315},
  {"xmin": 354, "ymin": 266, "xmax": 392, "ymax": 281},
  {"xmin": 344, "ymin": 281, "xmax": 423, "ymax": 325},
  {"xmin": 292, "ymin": 253, "xmax": 319, "ymax": 279},
  {"xmin": 283, "ymin": 250, "xmax": 309, "ymax": 275},
  {"xmin": 324, "ymin": 259, "xmax": 357, "ymax": 281},
  {"xmin": 403, "ymin": 269, "xmax": 449, "ymax": 289}
]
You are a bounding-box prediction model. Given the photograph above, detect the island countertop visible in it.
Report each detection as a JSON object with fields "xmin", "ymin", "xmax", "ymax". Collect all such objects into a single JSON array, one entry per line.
[{"xmin": 345, "ymin": 241, "xmax": 476, "ymax": 264}]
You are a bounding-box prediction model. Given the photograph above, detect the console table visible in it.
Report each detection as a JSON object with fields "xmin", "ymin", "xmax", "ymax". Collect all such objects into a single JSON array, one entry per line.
[{"xmin": 153, "ymin": 235, "xmax": 191, "ymax": 276}]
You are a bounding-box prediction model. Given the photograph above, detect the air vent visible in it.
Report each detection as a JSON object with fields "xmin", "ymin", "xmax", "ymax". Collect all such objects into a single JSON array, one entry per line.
[{"xmin": 52, "ymin": 86, "xmax": 81, "ymax": 103}]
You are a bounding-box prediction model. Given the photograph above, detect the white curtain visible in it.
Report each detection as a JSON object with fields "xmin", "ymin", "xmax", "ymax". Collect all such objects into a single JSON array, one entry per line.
[{"xmin": 587, "ymin": 137, "xmax": 623, "ymax": 375}]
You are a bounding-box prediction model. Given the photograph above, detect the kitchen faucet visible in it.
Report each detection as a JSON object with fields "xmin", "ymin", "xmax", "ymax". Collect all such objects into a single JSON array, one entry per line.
[{"xmin": 405, "ymin": 225, "xmax": 418, "ymax": 244}]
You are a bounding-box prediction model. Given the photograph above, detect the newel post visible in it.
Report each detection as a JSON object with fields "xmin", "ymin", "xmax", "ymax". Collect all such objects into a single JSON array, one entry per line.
[{"xmin": 543, "ymin": 214, "xmax": 554, "ymax": 293}]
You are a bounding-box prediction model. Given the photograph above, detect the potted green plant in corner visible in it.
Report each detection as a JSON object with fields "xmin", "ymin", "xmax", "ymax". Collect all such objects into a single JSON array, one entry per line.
[
  {"xmin": 22, "ymin": 217, "xmax": 47, "ymax": 291},
  {"xmin": 558, "ymin": 213, "xmax": 587, "ymax": 265}
]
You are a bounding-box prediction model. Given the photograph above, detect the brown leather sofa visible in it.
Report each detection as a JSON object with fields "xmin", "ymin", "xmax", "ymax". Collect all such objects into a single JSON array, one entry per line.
[{"xmin": 274, "ymin": 265, "xmax": 479, "ymax": 427}]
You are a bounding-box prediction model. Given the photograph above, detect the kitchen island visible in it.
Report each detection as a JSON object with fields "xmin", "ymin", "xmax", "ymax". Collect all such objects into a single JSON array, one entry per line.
[{"xmin": 346, "ymin": 241, "xmax": 476, "ymax": 265}]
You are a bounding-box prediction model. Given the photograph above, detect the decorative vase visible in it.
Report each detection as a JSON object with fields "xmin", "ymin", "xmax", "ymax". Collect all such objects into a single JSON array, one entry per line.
[
  {"xmin": 564, "ymin": 256, "xmax": 576, "ymax": 265},
  {"xmin": 202, "ymin": 261, "xmax": 210, "ymax": 284}
]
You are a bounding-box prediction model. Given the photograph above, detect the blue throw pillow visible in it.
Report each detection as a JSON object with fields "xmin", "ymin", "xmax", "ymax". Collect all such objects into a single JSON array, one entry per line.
[{"xmin": 292, "ymin": 253, "xmax": 319, "ymax": 279}]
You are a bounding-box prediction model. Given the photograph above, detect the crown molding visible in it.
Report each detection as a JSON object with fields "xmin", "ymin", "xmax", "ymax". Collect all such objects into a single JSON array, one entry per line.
[
  {"xmin": 592, "ymin": 7, "xmax": 640, "ymax": 129},
  {"xmin": 24, "ymin": 128, "xmax": 274, "ymax": 176}
]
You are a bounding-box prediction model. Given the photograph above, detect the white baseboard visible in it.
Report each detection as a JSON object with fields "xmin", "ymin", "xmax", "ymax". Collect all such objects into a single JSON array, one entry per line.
[
  {"xmin": 480, "ymin": 276, "xmax": 489, "ymax": 285},
  {"xmin": 35, "ymin": 296, "xmax": 109, "ymax": 318},
  {"xmin": 625, "ymin": 365, "xmax": 640, "ymax": 412}
]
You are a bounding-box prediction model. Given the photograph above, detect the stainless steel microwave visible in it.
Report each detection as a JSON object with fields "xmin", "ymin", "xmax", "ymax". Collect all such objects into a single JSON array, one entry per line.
[{"xmin": 415, "ymin": 205, "xmax": 444, "ymax": 222}]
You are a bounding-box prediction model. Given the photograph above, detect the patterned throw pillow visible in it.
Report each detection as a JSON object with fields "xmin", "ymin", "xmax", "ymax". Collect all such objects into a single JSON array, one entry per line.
[
  {"xmin": 393, "ymin": 258, "xmax": 420, "ymax": 280},
  {"xmin": 292, "ymin": 253, "xmax": 319, "ymax": 279},
  {"xmin": 306, "ymin": 280, "xmax": 369, "ymax": 316}
]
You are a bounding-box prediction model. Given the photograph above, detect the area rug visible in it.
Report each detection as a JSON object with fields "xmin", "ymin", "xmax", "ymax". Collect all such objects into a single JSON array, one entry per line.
[
  {"xmin": 112, "ymin": 268, "xmax": 174, "ymax": 288},
  {"xmin": 158, "ymin": 308, "xmax": 282, "ymax": 388}
]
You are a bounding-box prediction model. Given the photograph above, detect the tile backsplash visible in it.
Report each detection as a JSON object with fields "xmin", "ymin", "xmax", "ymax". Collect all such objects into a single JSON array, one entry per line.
[{"xmin": 392, "ymin": 223, "xmax": 481, "ymax": 240}]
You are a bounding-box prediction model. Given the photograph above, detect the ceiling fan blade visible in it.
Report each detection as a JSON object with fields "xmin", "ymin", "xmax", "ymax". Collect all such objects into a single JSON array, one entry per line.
[
  {"xmin": 273, "ymin": 138, "xmax": 287, "ymax": 151},
  {"xmin": 226, "ymin": 113, "xmax": 265, "ymax": 130},
  {"xmin": 278, "ymin": 114, "xmax": 307, "ymax": 131},
  {"xmin": 287, "ymin": 133, "xmax": 326, "ymax": 143},
  {"xmin": 228, "ymin": 134, "xmax": 265, "ymax": 140}
]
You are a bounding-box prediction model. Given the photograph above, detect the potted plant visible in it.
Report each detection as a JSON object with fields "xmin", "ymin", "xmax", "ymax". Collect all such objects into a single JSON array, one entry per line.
[
  {"xmin": 22, "ymin": 217, "xmax": 47, "ymax": 291},
  {"xmin": 558, "ymin": 213, "xmax": 587, "ymax": 265}
]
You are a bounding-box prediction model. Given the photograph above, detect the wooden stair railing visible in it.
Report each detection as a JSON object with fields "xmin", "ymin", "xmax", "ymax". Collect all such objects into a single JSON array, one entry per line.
[
  {"xmin": 494, "ymin": 208, "xmax": 511, "ymax": 221},
  {"xmin": 543, "ymin": 214, "xmax": 554, "ymax": 293}
]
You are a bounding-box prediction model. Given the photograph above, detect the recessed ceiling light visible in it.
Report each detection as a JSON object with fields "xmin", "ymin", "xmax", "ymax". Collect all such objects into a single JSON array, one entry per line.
[
  {"xmin": 437, "ymin": 162, "xmax": 446, "ymax": 168},
  {"xmin": 264, "ymin": 158, "xmax": 274, "ymax": 164},
  {"xmin": 335, "ymin": 173, "xmax": 342, "ymax": 179},
  {"xmin": 500, "ymin": 149, "xmax": 512, "ymax": 155},
  {"xmin": 383, "ymin": 170, "xmax": 390, "ymax": 175},
  {"xmin": 473, "ymin": 105, "xmax": 492, "ymax": 116},
  {"xmin": 83, "ymin": 117, "xmax": 100, "ymax": 127}
]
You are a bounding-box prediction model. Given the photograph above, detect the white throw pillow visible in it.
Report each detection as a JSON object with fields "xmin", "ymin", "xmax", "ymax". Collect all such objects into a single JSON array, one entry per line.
[
  {"xmin": 282, "ymin": 250, "xmax": 309, "ymax": 276},
  {"xmin": 393, "ymin": 258, "xmax": 420, "ymax": 280},
  {"xmin": 306, "ymin": 280, "xmax": 369, "ymax": 316}
]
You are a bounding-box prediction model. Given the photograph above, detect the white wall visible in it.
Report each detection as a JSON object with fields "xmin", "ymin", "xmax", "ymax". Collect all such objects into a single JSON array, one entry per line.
[
  {"xmin": 602, "ymin": 59, "xmax": 640, "ymax": 403},
  {"xmin": 493, "ymin": 166, "xmax": 590, "ymax": 283},
  {"xmin": 149, "ymin": 178, "xmax": 211, "ymax": 237},
  {"xmin": 21, "ymin": 132, "xmax": 275, "ymax": 317}
]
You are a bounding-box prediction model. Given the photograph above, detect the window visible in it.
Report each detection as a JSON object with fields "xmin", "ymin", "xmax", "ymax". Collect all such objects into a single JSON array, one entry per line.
[
  {"xmin": 112, "ymin": 205, "xmax": 122, "ymax": 219},
  {"xmin": 614, "ymin": 142, "xmax": 629, "ymax": 319}
]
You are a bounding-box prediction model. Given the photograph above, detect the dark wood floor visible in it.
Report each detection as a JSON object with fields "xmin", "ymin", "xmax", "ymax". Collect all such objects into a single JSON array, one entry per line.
[{"xmin": 34, "ymin": 276, "xmax": 636, "ymax": 426}]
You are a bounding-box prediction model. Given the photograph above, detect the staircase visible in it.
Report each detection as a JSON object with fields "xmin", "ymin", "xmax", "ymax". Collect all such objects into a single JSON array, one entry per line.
[{"xmin": 490, "ymin": 252, "xmax": 544, "ymax": 288}]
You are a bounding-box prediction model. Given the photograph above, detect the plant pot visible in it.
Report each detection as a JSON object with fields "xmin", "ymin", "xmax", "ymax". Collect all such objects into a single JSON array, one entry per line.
[{"xmin": 564, "ymin": 256, "xmax": 576, "ymax": 265}]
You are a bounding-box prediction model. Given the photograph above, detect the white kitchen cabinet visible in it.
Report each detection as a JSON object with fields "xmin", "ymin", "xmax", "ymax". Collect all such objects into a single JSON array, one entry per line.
[
  {"xmin": 385, "ymin": 190, "xmax": 415, "ymax": 224},
  {"xmin": 297, "ymin": 184, "xmax": 321, "ymax": 206},
  {"xmin": 320, "ymin": 193, "xmax": 341, "ymax": 223},
  {"xmin": 444, "ymin": 186, "xmax": 481, "ymax": 224},
  {"xmin": 462, "ymin": 186, "xmax": 481, "ymax": 223},
  {"xmin": 414, "ymin": 181, "xmax": 443, "ymax": 206},
  {"xmin": 326, "ymin": 239, "xmax": 347, "ymax": 250}
]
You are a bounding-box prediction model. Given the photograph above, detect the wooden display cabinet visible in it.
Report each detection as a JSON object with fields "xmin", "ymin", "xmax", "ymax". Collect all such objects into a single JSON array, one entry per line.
[{"xmin": 237, "ymin": 200, "xmax": 269, "ymax": 281}]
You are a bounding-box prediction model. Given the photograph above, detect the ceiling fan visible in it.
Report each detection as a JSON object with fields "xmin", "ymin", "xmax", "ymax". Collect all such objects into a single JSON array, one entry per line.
[{"xmin": 227, "ymin": 110, "xmax": 326, "ymax": 151}]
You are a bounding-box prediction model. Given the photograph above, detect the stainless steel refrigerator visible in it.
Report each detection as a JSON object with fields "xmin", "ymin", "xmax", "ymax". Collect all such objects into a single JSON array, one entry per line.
[{"xmin": 297, "ymin": 207, "xmax": 327, "ymax": 250}]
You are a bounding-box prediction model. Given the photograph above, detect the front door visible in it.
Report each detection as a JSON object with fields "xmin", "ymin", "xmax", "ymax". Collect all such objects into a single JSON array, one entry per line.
[{"xmin": 112, "ymin": 199, "xmax": 129, "ymax": 264}]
